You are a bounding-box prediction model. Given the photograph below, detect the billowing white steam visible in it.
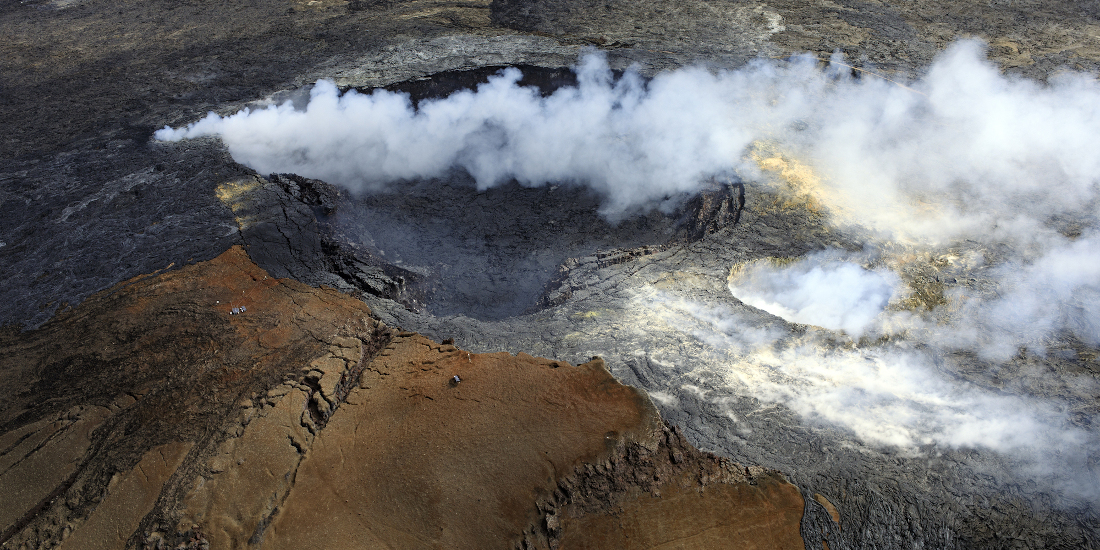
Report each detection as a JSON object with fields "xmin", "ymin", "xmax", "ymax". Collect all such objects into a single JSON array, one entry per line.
[
  {"xmin": 639, "ymin": 292, "xmax": 1096, "ymax": 499},
  {"xmin": 712, "ymin": 245, "xmax": 1100, "ymax": 474},
  {"xmin": 728, "ymin": 253, "xmax": 899, "ymax": 337},
  {"xmin": 935, "ymin": 236, "xmax": 1100, "ymax": 360},
  {"xmin": 157, "ymin": 53, "xmax": 766, "ymax": 215},
  {"xmin": 156, "ymin": 40, "xmax": 1100, "ymax": 227}
]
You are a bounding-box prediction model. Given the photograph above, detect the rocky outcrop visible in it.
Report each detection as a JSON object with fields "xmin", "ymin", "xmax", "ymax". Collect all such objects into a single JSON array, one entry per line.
[
  {"xmin": 0, "ymin": 245, "xmax": 391, "ymax": 549},
  {"xmin": 0, "ymin": 247, "xmax": 803, "ymax": 549},
  {"xmin": 520, "ymin": 424, "xmax": 804, "ymax": 550}
]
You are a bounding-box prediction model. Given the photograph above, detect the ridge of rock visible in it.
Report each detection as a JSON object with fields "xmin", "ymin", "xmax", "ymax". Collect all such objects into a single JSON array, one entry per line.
[{"xmin": 0, "ymin": 246, "xmax": 803, "ymax": 549}]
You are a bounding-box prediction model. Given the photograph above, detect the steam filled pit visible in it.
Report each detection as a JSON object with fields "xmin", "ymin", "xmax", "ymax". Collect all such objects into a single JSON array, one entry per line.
[
  {"xmin": 228, "ymin": 63, "xmax": 744, "ymax": 321},
  {"xmin": 157, "ymin": 43, "xmax": 1100, "ymax": 549}
]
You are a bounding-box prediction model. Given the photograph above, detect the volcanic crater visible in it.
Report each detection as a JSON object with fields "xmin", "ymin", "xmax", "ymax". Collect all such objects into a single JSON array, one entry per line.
[{"xmin": 4, "ymin": 0, "xmax": 1100, "ymax": 548}]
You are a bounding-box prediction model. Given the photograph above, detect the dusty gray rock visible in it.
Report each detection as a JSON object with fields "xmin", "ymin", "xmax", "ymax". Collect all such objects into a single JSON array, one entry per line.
[{"xmin": 0, "ymin": 141, "xmax": 243, "ymax": 329}]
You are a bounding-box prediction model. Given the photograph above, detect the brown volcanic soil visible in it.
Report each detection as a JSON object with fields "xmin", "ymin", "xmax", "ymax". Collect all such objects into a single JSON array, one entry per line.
[
  {"xmin": 0, "ymin": 245, "xmax": 388, "ymax": 548},
  {"xmin": 261, "ymin": 334, "xmax": 659, "ymax": 549},
  {"xmin": 0, "ymin": 247, "xmax": 803, "ymax": 549}
]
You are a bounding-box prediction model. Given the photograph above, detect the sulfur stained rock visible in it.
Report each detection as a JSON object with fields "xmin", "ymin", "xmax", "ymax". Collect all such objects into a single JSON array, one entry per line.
[
  {"xmin": 523, "ymin": 425, "xmax": 805, "ymax": 550},
  {"xmin": 179, "ymin": 336, "xmax": 365, "ymax": 549},
  {"xmin": 178, "ymin": 384, "xmax": 314, "ymax": 549},
  {"xmin": 556, "ymin": 477, "xmax": 803, "ymax": 550},
  {"xmin": 4, "ymin": 0, "xmax": 1100, "ymax": 547},
  {"xmin": 0, "ymin": 406, "xmax": 112, "ymax": 536}
]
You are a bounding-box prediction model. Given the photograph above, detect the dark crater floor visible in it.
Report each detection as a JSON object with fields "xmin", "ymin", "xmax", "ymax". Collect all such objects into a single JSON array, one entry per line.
[{"xmin": 320, "ymin": 172, "xmax": 741, "ymax": 320}]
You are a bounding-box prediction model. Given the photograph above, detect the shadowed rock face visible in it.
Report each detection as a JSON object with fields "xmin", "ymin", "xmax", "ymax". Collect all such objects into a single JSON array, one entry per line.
[
  {"xmin": 362, "ymin": 177, "xmax": 1100, "ymax": 550},
  {"xmin": 0, "ymin": 248, "xmax": 804, "ymax": 549}
]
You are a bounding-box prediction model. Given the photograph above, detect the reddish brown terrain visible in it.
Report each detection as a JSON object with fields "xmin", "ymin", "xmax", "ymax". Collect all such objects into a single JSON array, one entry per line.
[{"xmin": 0, "ymin": 247, "xmax": 803, "ymax": 549}]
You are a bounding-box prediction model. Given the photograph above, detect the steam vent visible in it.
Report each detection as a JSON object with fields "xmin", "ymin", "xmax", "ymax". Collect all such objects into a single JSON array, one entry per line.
[{"xmin": 3, "ymin": 0, "xmax": 1100, "ymax": 549}]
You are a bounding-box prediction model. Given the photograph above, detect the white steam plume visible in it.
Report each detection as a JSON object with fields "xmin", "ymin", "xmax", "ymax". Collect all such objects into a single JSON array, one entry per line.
[
  {"xmin": 930, "ymin": 235, "xmax": 1100, "ymax": 361},
  {"xmin": 725, "ymin": 240, "xmax": 1100, "ymax": 361},
  {"xmin": 639, "ymin": 291, "xmax": 1085, "ymax": 452},
  {"xmin": 156, "ymin": 40, "xmax": 1100, "ymax": 228},
  {"xmin": 157, "ymin": 53, "xmax": 774, "ymax": 215},
  {"xmin": 638, "ymin": 291, "xmax": 1098, "ymax": 500},
  {"xmin": 728, "ymin": 252, "xmax": 900, "ymax": 337}
]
